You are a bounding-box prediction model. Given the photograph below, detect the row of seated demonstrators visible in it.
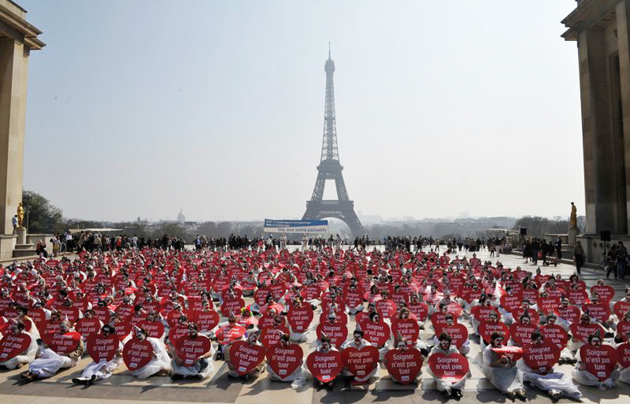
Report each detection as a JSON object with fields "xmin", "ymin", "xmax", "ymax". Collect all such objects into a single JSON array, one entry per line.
[{"xmin": 0, "ymin": 246, "xmax": 628, "ymax": 400}]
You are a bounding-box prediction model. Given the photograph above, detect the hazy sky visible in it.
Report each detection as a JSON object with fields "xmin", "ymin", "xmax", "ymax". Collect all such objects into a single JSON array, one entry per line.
[{"xmin": 20, "ymin": 0, "xmax": 582, "ymax": 223}]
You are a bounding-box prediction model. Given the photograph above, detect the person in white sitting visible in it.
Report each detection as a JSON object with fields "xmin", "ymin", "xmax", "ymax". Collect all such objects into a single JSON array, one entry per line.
[
  {"xmin": 266, "ymin": 333, "xmax": 306, "ymax": 389},
  {"xmin": 20, "ymin": 320, "xmax": 84, "ymax": 383},
  {"xmin": 128, "ymin": 326, "xmax": 171, "ymax": 379},
  {"xmin": 517, "ymin": 330, "xmax": 581, "ymax": 400},
  {"xmin": 170, "ymin": 323, "xmax": 214, "ymax": 381},
  {"xmin": 572, "ymin": 332, "xmax": 620, "ymax": 389},
  {"xmin": 72, "ymin": 324, "xmax": 123, "ymax": 386},
  {"xmin": 428, "ymin": 332, "xmax": 469, "ymax": 398},
  {"xmin": 481, "ymin": 332, "xmax": 526, "ymax": 399},
  {"xmin": 0, "ymin": 321, "xmax": 38, "ymax": 370},
  {"xmin": 341, "ymin": 329, "xmax": 377, "ymax": 384}
]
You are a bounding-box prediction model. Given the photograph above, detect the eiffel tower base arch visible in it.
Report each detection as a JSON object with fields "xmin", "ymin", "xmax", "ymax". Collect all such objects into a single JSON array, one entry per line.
[{"xmin": 303, "ymin": 200, "xmax": 364, "ymax": 238}]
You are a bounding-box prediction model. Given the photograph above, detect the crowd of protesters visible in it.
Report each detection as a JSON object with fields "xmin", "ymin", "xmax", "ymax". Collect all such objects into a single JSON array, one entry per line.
[{"xmin": 0, "ymin": 237, "xmax": 626, "ymax": 398}]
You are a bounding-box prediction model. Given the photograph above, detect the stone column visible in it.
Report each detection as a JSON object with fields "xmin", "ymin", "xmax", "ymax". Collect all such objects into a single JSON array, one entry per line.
[
  {"xmin": 617, "ymin": 1, "xmax": 630, "ymax": 234},
  {"xmin": 577, "ymin": 28, "xmax": 616, "ymax": 235},
  {"xmin": 0, "ymin": 38, "xmax": 29, "ymax": 259},
  {"xmin": 0, "ymin": 38, "xmax": 29, "ymax": 235}
]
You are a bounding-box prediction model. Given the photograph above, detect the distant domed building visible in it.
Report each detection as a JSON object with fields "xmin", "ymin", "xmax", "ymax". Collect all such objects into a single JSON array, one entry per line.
[{"xmin": 177, "ymin": 209, "xmax": 186, "ymax": 223}]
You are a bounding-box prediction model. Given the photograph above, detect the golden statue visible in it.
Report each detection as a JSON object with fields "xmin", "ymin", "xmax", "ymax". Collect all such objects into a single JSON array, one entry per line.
[
  {"xmin": 17, "ymin": 202, "xmax": 24, "ymax": 228},
  {"xmin": 570, "ymin": 202, "xmax": 577, "ymax": 228}
]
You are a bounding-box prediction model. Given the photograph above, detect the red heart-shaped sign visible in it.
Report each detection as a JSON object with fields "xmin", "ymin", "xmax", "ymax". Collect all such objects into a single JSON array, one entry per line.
[
  {"xmin": 570, "ymin": 323, "xmax": 603, "ymax": 344},
  {"xmin": 391, "ymin": 318, "xmax": 419, "ymax": 344},
  {"xmin": 375, "ymin": 300, "xmax": 396, "ymax": 319},
  {"xmin": 306, "ymin": 350, "xmax": 343, "ymax": 383},
  {"xmin": 428, "ymin": 352, "xmax": 469, "ymax": 382},
  {"xmin": 445, "ymin": 302, "xmax": 463, "ymax": 318},
  {"xmin": 580, "ymin": 344, "xmax": 618, "ymax": 381},
  {"xmin": 384, "ymin": 347, "xmax": 423, "ymax": 384},
  {"xmin": 509, "ymin": 323, "xmax": 538, "ymax": 347},
  {"xmin": 408, "ymin": 302, "xmax": 429, "ymax": 321},
  {"xmin": 266, "ymin": 344, "xmax": 303, "ymax": 380},
  {"xmin": 316, "ymin": 322, "xmax": 348, "ymax": 349},
  {"xmin": 478, "ymin": 322, "xmax": 510, "ymax": 345},
  {"xmin": 0, "ymin": 333, "xmax": 31, "ymax": 362},
  {"xmin": 260, "ymin": 325, "xmax": 290, "ymax": 349},
  {"xmin": 216, "ymin": 324, "xmax": 246, "ymax": 345},
  {"xmin": 435, "ymin": 323, "xmax": 468, "ymax": 348},
  {"xmin": 616, "ymin": 343, "xmax": 630, "ymax": 368},
  {"xmin": 254, "ymin": 289, "xmax": 270, "ymax": 306},
  {"xmin": 341, "ymin": 346, "xmax": 379, "ymax": 378},
  {"xmin": 591, "ymin": 285, "xmax": 615, "ymax": 303},
  {"xmin": 168, "ymin": 325, "xmax": 189, "ymax": 346},
  {"xmin": 287, "ymin": 306, "xmax": 313, "ymax": 333},
  {"xmin": 523, "ymin": 342, "xmax": 560, "ymax": 373},
  {"xmin": 137, "ymin": 320, "xmax": 165, "ymax": 339},
  {"xmin": 192, "ymin": 310, "xmax": 220, "ymax": 333},
  {"xmin": 87, "ymin": 333, "xmax": 119, "ymax": 362},
  {"xmin": 76, "ymin": 317, "xmax": 102, "ymax": 338},
  {"xmin": 229, "ymin": 340, "xmax": 266, "ymax": 376},
  {"xmin": 363, "ymin": 321, "xmax": 390, "ymax": 347},
  {"xmin": 614, "ymin": 301, "xmax": 630, "ymax": 319},
  {"xmin": 220, "ymin": 298, "xmax": 245, "ymax": 317},
  {"xmin": 175, "ymin": 335, "xmax": 211, "ymax": 366},
  {"xmin": 541, "ymin": 324, "xmax": 569, "ymax": 349},
  {"xmin": 345, "ymin": 290, "xmax": 363, "ymax": 308},
  {"xmin": 123, "ymin": 338, "xmax": 154, "ymax": 371},
  {"xmin": 46, "ymin": 332, "xmax": 81, "ymax": 355}
]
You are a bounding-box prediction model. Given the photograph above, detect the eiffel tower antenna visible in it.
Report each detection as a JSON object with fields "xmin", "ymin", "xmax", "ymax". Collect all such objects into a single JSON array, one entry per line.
[{"xmin": 302, "ymin": 48, "xmax": 364, "ymax": 237}]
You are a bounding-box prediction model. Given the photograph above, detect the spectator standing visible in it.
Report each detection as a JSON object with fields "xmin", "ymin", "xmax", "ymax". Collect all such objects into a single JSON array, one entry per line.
[{"xmin": 573, "ymin": 241, "xmax": 585, "ymax": 274}]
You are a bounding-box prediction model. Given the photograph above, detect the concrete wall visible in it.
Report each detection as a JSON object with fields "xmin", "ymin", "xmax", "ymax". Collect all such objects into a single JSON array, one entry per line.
[
  {"xmin": 577, "ymin": 234, "xmax": 630, "ymax": 264},
  {"xmin": 26, "ymin": 234, "xmax": 52, "ymax": 251}
]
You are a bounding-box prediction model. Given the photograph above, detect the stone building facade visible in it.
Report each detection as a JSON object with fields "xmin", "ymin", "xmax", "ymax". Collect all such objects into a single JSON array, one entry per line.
[
  {"xmin": 563, "ymin": 0, "xmax": 630, "ymax": 261},
  {"xmin": 0, "ymin": 0, "xmax": 44, "ymax": 259}
]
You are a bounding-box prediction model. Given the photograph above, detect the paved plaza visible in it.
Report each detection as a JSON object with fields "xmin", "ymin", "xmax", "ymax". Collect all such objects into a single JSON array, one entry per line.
[{"xmin": 0, "ymin": 247, "xmax": 628, "ymax": 404}]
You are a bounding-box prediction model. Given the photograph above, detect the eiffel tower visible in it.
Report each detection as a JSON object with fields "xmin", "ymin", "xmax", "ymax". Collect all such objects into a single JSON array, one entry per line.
[{"xmin": 303, "ymin": 46, "xmax": 365, "ymax": 237}]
